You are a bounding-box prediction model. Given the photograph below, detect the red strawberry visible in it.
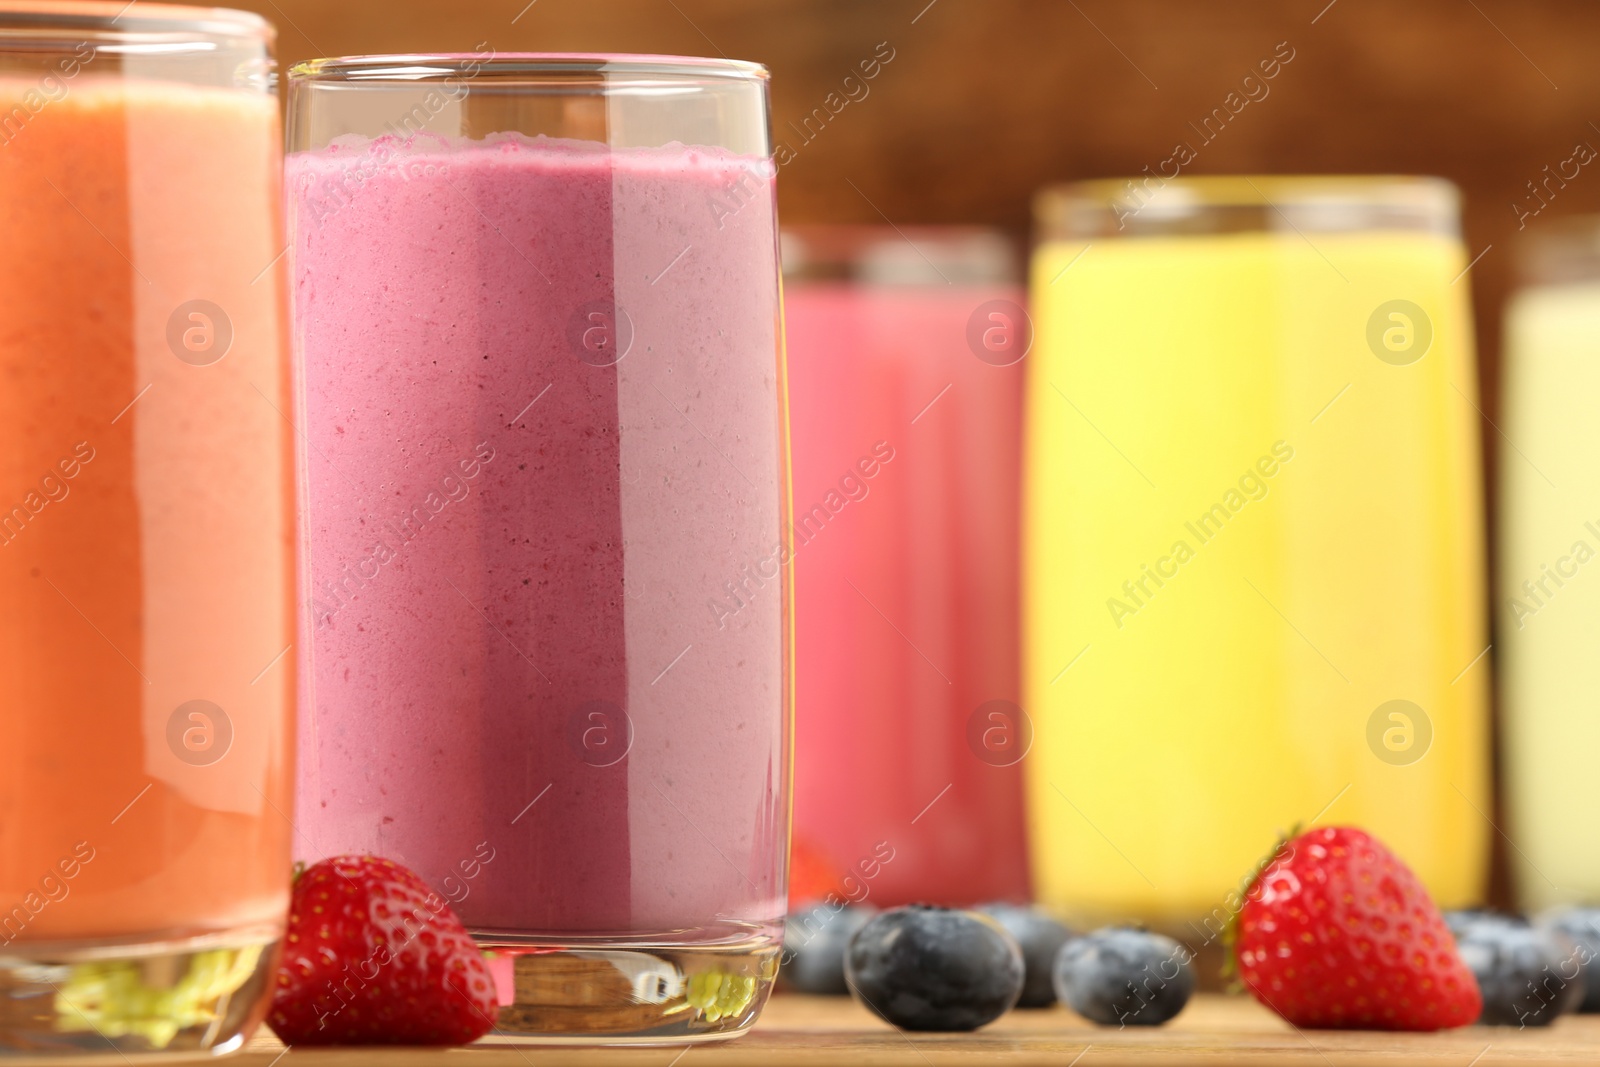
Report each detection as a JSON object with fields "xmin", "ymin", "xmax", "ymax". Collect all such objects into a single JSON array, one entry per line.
[
  {"xmin": 268, "ymin": 855, "xmax": 499, "ymax": 1045},
  {"xmin": 1232, "ymin": 826, "xmax": 1480, "ymax": 1031},
  {"xmin": 788, "ymin": 834, "xmax": 844, "ymax": 907}
]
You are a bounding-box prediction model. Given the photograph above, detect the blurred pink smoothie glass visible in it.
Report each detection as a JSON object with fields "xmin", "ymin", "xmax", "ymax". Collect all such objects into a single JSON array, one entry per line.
[{"xmin": 783, "ymin": 226, "xmax": 1031, "ymax": 909}]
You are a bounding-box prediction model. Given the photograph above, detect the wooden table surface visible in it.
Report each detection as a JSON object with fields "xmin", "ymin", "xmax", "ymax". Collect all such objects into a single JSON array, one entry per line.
[{"xmin": 166, "ymin": 992, "xmax": 1599, "ymax": 1066}]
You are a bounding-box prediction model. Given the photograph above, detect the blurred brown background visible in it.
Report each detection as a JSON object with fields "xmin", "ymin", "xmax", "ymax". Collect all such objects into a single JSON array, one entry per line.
[
  {"xmin": 240, "ymin": 0, "xmax": 1600, "ymax": 387},
  {"xmin": 236, "ymin": 0, "xmax": 1600, "ymax": 905}
]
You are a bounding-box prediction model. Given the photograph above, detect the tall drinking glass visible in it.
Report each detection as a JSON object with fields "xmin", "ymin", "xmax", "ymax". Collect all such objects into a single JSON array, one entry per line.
[
  {"xmin": 286, "ymin": 55, "xmax": 789, "ymax": 1041},
  {"xmin": 1501, "ymin": 219, "xmax": 1600, "ymax": 911},
  {"xmin": 782, "ymin": 226, "xmax": 1030, "ymax": 909},
  {"xmin": 0, "ymin": 2, "xmax": 293, "ymax": 1054},
  {"xmin": 1025, "ymin": 177, "xmax": 1490, "ymax": 932}
]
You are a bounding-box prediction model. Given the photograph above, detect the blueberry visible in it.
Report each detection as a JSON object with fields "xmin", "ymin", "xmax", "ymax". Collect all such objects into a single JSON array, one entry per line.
[
  {"xmin": 1450, "ymin": 913, "xmax": 1584, "ymax": 1026},
  {"xmin": 845, "ymin": 904, "xmax": 1023, "ymax": 1031},
  {"xmin": 1052, "ymin": 927, "xmax": 1194, "ymax": 1027},
  {"xmin": 1543, "ymin": 906, "xmax": 1600, "ymax": 1012},
  {"xmin": 781, "ymin": 902, "xmax": 876, "ymax": 995},
  {"xmin": 975, "ymin": 903, "xmax": 1074, "ymax": 1007}
]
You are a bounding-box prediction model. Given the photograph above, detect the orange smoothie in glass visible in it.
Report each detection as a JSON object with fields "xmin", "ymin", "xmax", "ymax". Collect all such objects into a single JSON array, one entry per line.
[{"xmin": 0, "ymin": 3, "xmax": 292, "ymax": 1054}]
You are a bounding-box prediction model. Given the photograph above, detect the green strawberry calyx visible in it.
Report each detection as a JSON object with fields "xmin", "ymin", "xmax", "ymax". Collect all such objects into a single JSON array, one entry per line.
[
  {"xmin": 683, "ymin": 969, "xmax": 757, "ymax": 1023},
  {"xmin": 1221, "ymin": 822, "xmax": 1303, "ymax": 986}
]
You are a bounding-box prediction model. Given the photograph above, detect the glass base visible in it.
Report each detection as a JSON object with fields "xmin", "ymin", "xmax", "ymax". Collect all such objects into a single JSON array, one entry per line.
[
  {"xmin": 478, "ymin": 932, "xmax": 780, "ymax": 1043},
  {"xmin": 0, "ymin": 928, "xmax": 278, "ymax": 1056}
]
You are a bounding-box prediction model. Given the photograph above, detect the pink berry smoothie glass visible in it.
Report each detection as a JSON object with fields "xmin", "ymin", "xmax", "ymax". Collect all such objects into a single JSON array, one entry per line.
[{"xmin": 286, "ymin": 55, "xmax": 789, "ymax": 1042}]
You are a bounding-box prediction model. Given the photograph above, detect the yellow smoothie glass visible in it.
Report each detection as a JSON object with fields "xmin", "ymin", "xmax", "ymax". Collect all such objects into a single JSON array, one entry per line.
[{"xmin": 1024, "ymin": 177, "xmax": 1490, "ymax": 930}]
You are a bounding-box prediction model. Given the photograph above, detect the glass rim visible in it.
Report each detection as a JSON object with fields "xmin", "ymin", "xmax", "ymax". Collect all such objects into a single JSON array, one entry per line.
[
  {"xmin": 1515, "ymin": 214, "xmax": 1600, "ymax": 287},
  {"xmin": 289, "ymin": 53, "xmax": 769, "ymax": 85},
  {"xmin": 0, "ymin": 1, "xmax": 269, "ymax": 40},
  {"xmin": 1037, "ymin": 175, "xmax": 1461, "ymax": 239},
  {"xmin": 782, "ymin": 223, "xmax": 1020, "ymax": 286}
]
